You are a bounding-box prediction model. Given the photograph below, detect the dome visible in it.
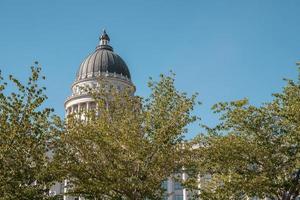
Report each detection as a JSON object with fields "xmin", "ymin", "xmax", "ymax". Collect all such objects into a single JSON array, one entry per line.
[{"xmin": 76, "ymin": 30, "xmax": 131, "ymax": 81}]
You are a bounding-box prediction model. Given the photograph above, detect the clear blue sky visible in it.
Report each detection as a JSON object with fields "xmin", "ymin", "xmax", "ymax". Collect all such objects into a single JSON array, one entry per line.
[{"xmin": 1, "ymin": 0, "xmax": 300, "ymax": 138}]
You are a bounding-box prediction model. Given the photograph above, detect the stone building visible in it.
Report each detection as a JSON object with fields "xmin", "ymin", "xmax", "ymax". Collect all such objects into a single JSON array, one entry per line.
[{"xmin": 50, "ymin": 30, "xmax": 188, "ymax": 200}]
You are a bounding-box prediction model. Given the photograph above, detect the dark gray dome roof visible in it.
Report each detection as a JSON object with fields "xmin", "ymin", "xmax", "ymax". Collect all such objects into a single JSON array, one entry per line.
[{"xmin": 76, "ymin": 31, "xmax": 131, "ymax": 81}]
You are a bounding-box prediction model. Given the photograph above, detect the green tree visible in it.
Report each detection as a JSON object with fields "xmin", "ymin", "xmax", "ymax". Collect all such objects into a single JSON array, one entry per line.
[
  {"xmin": 58, "ymin": 74, "xmax": 197, "ymax": 200},
  {"xmin": 0, "ymin": 63, "xmax": 62, "ymax": 200},
  {"xmin": 190, "ymin": 71, "xmax": 300, "ymax": 200}
]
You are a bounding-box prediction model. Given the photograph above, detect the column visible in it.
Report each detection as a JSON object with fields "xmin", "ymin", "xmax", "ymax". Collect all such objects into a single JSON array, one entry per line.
[
  {"xmin": 197, "ymin": 174, "xmax": 201, "ymax": 198},
  {"xmin": 78, "ymin": 104, "xmax": 81, "ymax": 112},
  {"xmin": 182, "ymin": 171, "xmax": 188, "ymax": 200},
  {"xmin": 86, "ymin": 102, "xmax": 89, "ymax": 111},
  {"xmin": 63, "ymin": 179, "xmax": 68, "ymax": 200}
]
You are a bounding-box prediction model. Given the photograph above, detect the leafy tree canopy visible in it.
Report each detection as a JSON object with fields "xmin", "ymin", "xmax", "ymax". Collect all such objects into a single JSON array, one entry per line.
[
  {"xmin": 0, "ymin": 63, "xmax": 62, "ymax": 200},
  {"xmin": 190, "ymin": 71, "xmax": 300, "ymax": 200},
  {"xmin": 57, "ymin": 74, "xmax": 198, "ymax": 200}
]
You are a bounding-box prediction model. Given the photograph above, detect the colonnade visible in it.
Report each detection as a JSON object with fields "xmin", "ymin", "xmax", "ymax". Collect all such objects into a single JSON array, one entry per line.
[{"xmin": 66, "ymin": 101, "xmax": 96, "ymax": 116}]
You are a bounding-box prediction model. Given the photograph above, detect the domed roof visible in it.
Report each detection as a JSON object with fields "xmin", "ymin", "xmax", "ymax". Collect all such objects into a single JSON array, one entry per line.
[{"xmin": 76, "ymin": 30, "xmax": 131, "ymax": 81}]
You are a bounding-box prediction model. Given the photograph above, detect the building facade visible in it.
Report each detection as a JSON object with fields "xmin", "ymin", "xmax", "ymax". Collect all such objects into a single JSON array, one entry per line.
[{"xmin": 50, "ymin": 31, "xmax": 188, "ymax": 200}]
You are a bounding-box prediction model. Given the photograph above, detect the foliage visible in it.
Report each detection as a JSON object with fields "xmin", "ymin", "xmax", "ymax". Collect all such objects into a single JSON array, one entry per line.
[
  {"xmin": 58, "ymin": 74, "xmax": 197, "ymax": 200},
  {"xmin": 190, "ymin": 72, "xmax": 300, "ymax": 200},
  {"xmin": 0, "ymin": 63, "xmax": 62, "ymax": 200}
]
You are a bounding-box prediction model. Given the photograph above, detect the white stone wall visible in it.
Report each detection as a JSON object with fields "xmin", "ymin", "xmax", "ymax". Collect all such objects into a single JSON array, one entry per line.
[{"xmin": 65, "ymin": 75, "xmax": 134, "ymax": 116}]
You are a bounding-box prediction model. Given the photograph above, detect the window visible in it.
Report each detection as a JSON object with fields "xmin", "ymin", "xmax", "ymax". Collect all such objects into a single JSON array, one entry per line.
[
  {"xmin": 161, "ymin": 180, "xmax": 168, "ymax": 190},
  {"xmin": 174, "ymin": 182, "xmax": 182, "ymax": 190},
  {"xmin": 162, "ymin": 195, "xmax": 168, "ymax": 200},
  {"xmin": 203, "ymin": 174, "xmax": 211, "ymax": 183},
  {"xmin": 175, "ymin": 195, "xmax": 183, "ymax": 200},
  {"xmin": 117, "ymin": 85, "xmax": 121, "ymax": 91},
  {"xmin": 90, "ymin": 102, "xmax": 96, "ymax": 110},
  {"xmin": 80, "ymin": 103, "xmax": 86, "ymax": 111},
  {"xmin": 73, "ymin": 105, "xmax": 78, "ymax": 113}
]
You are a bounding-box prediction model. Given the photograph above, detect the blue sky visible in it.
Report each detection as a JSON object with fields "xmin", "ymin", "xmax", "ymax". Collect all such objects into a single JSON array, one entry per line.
[{"xmin": 0, "ymin": 0, "xmax": 300, "ymax": 138}]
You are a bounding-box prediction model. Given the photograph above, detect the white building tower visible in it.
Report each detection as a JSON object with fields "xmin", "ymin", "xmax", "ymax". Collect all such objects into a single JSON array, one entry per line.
[{"xmin": 64, "ymin": 30, "xmax": 135, "ymax": 116}]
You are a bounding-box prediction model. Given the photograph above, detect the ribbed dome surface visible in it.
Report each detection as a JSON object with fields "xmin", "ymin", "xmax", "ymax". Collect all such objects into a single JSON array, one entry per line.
[{"xmin": 76, "ymin": 31, "xmax": 131, "ymax": 81}]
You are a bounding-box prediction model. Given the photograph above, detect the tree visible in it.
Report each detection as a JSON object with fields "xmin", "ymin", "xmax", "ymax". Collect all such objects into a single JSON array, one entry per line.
[
  {"xmin": 0, "ymin": 63, "xmax": 62, "ymax": 200},
  {"xmin": 57, "ymin": 74, "xmax": 197, "ymax": 200},
  {"xmin": 190, "ymin": 71, "xmax": 300, "ymax": 200}
]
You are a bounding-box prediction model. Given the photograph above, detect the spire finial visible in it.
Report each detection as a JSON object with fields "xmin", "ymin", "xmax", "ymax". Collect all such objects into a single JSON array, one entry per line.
[
  {"xmin": 96, "ymin": 29, "xmax": 113, "ymax": 51},
  {"xmin": 99, "ymin": 29, "xmax": 110, "ymax": 45}
]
